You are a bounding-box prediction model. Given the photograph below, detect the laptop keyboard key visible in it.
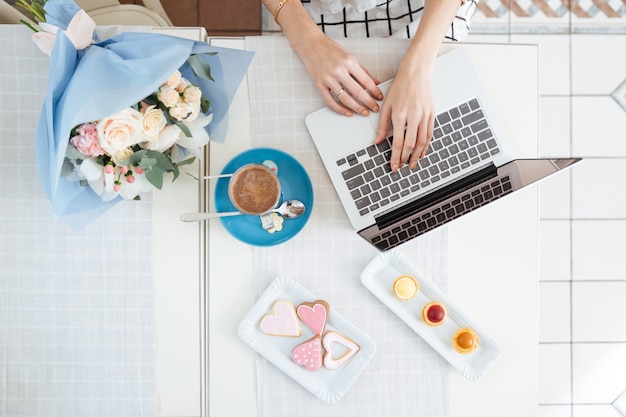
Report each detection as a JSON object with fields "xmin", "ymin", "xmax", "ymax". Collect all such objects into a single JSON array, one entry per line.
[{"xmin": 342, "ymin": 164, "xmax": 365, "ymax": 180}]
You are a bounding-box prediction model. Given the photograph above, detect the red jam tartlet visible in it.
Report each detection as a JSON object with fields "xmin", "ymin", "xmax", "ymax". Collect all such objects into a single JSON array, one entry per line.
[
  {"xmin": 422, "ymin": 302, "xmax": 447, "ymax": 326},
  {"xmin": 452, "ymin": 328, "xmax": 479, "ymax": 354}
]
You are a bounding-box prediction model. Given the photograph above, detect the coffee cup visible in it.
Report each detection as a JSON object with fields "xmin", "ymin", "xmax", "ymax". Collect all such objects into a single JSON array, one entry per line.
[{"xmin": 228, "ymin": 163, "xmax": 281, "ymax": 215}]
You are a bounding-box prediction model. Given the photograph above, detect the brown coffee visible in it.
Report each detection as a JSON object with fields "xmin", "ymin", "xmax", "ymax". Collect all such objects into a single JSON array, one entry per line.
[{"xmin": 228, "ymin": 164, "xmax": 281, "ymax": 215}]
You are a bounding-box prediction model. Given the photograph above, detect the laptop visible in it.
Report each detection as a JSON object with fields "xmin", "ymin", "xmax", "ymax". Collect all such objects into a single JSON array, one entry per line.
[{"xmin": 305, "ymin": 47, "xmax": 580, "ymax": 250}]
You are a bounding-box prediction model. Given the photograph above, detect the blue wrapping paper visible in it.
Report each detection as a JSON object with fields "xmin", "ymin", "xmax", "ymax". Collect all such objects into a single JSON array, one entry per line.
[{"xmin": 34, "ymin": 0, "xmax": 254, "ymax": 229}]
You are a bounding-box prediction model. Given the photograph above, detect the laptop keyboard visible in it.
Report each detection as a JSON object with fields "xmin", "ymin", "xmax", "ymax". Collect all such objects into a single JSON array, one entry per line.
[
  {"xmin": 335, "ymin": 97, "xmax": 501, "ymax": 217},
  {"xmin": 369, "ymin": 174, "xmax": 514, "ymax": 250}
]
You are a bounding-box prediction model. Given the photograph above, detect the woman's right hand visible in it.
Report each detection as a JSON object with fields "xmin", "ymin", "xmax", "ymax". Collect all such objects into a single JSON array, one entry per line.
[{"xmin": 295, "ymin": 32, "xmax": 383, "ymax": 118}]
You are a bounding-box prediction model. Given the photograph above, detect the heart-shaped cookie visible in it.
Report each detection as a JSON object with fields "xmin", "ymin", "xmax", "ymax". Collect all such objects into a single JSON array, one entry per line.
[
  {"xmin": 322, "ymin": 331, "xmax": 360, "ymax": 370},
  {"xmin": 259, "ymin": 300, "xmax": 301, "ymax": 337},
  {"xmin": 291, "ymin": 335, "xmax": 322, "ymax": 372},
  {"xmin": 296, "ymin": 300, "xmax": 330, "ymax": 335}
]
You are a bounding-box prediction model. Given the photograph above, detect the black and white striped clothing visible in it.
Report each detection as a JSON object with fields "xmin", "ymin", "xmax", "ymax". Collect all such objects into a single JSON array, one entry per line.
[{"xmin": 302, "ymin": 0, "xmax": 478, "ymax": 40}]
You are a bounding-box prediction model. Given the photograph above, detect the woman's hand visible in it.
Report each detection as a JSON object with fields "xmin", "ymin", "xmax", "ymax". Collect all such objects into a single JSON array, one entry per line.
[
  {"xmin": 374, "ymin": 67, "xmax": 435, "ymax": 172},
  {"xmin": 297, "ymin": 32, "xmax": 383, "ymax": 117}
]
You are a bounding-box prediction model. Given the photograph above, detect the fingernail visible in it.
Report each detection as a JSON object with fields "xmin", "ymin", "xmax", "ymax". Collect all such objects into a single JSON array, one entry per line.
[
  {"xmin": 344, "ymin": 112, "xmax": 353, "ymax": 117},
  {"xmin": 392, "ymin": 164, "xmax": 399, "ymax": 171},
  {"xmin": 377, "ymin": 93, "xmax": 383, "ymax": 100},
  {"xmin": 372, "ymin": 104, "xmax": 379, "ymax": 112},
  {"xmin": 361, "ymin": 110, "xmax": 369, "ymax": 116}
]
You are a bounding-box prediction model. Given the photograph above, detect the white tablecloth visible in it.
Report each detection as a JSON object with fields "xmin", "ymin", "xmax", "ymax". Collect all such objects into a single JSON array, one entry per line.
[
  {"xmin": 245, "ymin": 36, "xmax": 450, "ymax": 417},
  {"xmin": 0, "ymin": 25, "xmax": 157, "ymax": 417}
]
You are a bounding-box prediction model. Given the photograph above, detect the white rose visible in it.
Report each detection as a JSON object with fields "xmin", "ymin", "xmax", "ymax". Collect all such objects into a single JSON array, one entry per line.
[
  {"xmin": 163, "ymin": 70, "xmax": 182, "ymax": 89},
  {"xmin": 183, "ymin": 85, "xmax": 202, "ymax": 105},
  {"xmin": 175, "ymin": 79, "xmax": 189, "ymax": 93},
  {"xmin": 97, "ymin": 108, "xmax": 143, "ymax": 157},
  {"xmin": 111, "ymin": 147, "xmax": 135, "ymax": 165},
  {"xmin": 141, "ymin": 124, "xmax": 181, "ymax": 152},
  {"xmin": 158, "ymin": 85, "xmax": 180, "ymax": 108},
  {"xmin": 169, "ymin": 102, "xmax": 193, "ymax": 121},
  {"xmin": 141, "ymin": 105, "xmax": 167, "ymax": 141}
]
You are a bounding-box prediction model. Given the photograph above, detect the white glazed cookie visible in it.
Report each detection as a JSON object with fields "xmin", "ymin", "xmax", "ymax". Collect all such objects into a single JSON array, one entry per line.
[
  {"xmin": 322, "ymin": 331, "xmax": 360, "ymax": 370},
  {"xmin": 259, "ymin": 299, "xmax": 301, "ymax": 337}
]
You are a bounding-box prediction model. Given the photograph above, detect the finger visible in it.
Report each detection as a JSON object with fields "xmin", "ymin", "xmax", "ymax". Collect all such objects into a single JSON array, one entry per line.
[
  {"xmin": 415, "ymin": 113, "xmax": 434, "ymax": 160},
  {"xmin": 389, "ymin": 120, "xmax": 407, "ymax": 172},
  {"xmin": 334, "ymin": 83, "xmax": 374, "ymax": 117},
  {"xmin": 359, "ymin": 66, "xmax": 384, "ymax": 100},
  {"xmin": 321, "ymin": 86, "xmax": 353, "ymax": 117},
  {"xmin": 402, "ymin": 119, "xmax": 418, "ymax": 166},
  {"xmin": 407, "ymin": 116, "xmax": 426, "ymax": 169},
  {"xmin": 375, "ymin": 103, "xmax": 392, "ymax": 144},
  {"xmin": 337, "ymin": 67, "xmax": 381, "ymax": 113}
]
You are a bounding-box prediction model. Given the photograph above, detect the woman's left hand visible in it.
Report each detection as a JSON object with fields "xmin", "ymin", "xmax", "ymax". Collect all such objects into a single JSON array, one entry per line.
[{"xmin": 374, "ymin": 67, "xmax": 435, "ymax": 172}]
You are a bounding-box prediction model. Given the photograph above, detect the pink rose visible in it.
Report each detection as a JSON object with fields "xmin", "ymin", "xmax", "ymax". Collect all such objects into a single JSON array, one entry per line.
[{"xmin": 70, "ymin": 123, "xmax": 105, "ymax": 157}]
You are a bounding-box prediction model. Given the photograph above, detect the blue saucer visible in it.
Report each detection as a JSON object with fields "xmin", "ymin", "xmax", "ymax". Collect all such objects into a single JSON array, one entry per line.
[{"xmin": 214, "ymin": 148, "xmax": 314, "ymax": 246}]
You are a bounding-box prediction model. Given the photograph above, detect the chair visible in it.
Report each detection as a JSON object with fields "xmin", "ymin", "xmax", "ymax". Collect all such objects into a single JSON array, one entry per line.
[
  {"xmin": 75, "ymin": 0, "xmax": 173, "ymax": 26},
  {"xmin": 0, "ymin": 0, "xmax": 32, "ymax": 24},
  {"xmin": 1, "ymin": 0, "xmax": 173, "ymax": 27}
]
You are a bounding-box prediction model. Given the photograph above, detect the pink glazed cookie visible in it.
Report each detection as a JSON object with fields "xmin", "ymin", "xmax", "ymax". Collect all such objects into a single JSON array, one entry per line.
[
  {"xmin": 291, "ymin": 335, "xmax": 323, "ymax": 371},
  {"xmin": 296, "ymin": 300, "xmax": 330, "ymax": 335}
]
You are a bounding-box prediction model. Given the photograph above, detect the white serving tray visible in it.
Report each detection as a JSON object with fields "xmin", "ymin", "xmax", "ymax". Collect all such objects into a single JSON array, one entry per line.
[
  {"xmin": 360, "ymin": 251, "xmax": 501, "ymax": 381},
  {"xmin": 237, "ymin": 276, "xmax": 376, "ymax": 404}
]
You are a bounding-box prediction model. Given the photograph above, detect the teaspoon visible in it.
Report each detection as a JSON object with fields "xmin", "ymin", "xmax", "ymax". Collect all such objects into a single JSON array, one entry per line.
[{"xmin": 179, "ymin": 199, "xmax": 306, "ymax": 222}]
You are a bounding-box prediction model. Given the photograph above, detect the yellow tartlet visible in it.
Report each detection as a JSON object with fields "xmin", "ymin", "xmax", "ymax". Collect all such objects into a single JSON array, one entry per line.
[{"xmin": 392, "ymin": 275, "xmax": 418, "ymax": 300}]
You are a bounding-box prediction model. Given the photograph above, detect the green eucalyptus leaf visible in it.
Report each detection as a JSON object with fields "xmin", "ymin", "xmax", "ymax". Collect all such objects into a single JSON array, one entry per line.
[
  {"xmin": 65, "ymin": 143, "xmax": 85, "ymax": 160},
  {"xmin": 143, "ymin": 94, "xmax": 158, "ymax": 106},
  {"xmin": 174, "ymin": 120, "xmax": 192, "ymax": 137},
  {"xmin": 171, "ymin": 164, "xmax": 180, "ymax": 181},
  {"xmin": 201, "ymin": 97, "xmax": 210, "ymax": 113},
  {"xmin": 145, "ymin": 166, "xmax": 164, "ymax": 190},
  {"xmin": 60, "ymin": 158, "xmax": 75, "ymax": 177},
  {"xmin": 188, "ymin": 54, "xmax": 215, "ymax": 82},
  {"xmin": 185, "ymin": 171, "xmax": 199, "ymax": 181},
  {"xmin": 177, "ymin": 156, "xmax": 196, "ymax": 166},
  {"xmin": 127, "ymin": 150, "xmax": 147, "ymax": 165},
  {"xmin": 145, "ymin": 150, "xmax": 174, "ymax": 171},
  {"xmin": 139, "ymin": 157, "xmax": 157, "ymax": 169}
]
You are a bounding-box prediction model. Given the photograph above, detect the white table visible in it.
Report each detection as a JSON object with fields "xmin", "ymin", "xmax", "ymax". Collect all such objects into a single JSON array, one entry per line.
[
  {"xmin": 205, "ymin": 38, "xmax": 539, "ymax": 417},
  {"xmin": 0, "ymin": 25, "xmax": 207, "ymax": 417}
]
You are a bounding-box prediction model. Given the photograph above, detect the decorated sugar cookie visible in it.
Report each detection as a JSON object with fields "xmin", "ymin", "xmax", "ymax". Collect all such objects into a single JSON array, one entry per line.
[
  {"xmin": 259, "ymin": 300, "xmax": 301, "ymax": 337},
  {"xmin": 322, "ymin": 331, "xmax": 360, "ymax": 370},
  {"xmin": 296, "ymin": 300, "xmax": 330, "ymax": 335},
  {"xmin": 291, "ymin": 335, "xmax": 323, "ymax": 371}
]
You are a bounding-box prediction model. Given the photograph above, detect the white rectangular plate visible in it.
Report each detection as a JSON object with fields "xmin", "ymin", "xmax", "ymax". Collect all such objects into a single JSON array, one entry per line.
[
  {"xmin": 237, "ymin": 276, "xmax": 376, "ymax": 404},
  {"xmin": 360, "ymin": 251, "xmax": 501, "ymax": 381}
]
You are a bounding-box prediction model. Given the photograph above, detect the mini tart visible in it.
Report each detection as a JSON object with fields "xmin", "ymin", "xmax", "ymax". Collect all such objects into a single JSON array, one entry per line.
[
  {"xmin": 452, "ymin": 328, "xmax": 479, "ymax": 354},
  {"xmin": 392, "ymin": 275, "xmax": 418, "ymax": 300},
  {"xmin": 422, "ymin": 302, "xmax": 447, "ymax": 326}
]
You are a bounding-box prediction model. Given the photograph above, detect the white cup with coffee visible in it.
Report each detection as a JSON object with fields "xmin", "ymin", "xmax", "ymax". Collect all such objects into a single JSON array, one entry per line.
[{"xmin": 228, "ymin": 163, "xmax": 281, "ymax": 216}]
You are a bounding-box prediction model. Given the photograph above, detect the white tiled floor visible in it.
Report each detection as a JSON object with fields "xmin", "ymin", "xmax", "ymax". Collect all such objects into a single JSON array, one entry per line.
[{"xmin": 469, "ymin": 13, "xmax": 626, "ymax": 417}]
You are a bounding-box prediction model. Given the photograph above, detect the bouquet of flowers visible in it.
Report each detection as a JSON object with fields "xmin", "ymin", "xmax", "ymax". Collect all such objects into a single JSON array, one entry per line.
[
  {"xmin": 22, "ymin": 0, "xmax": 253, "ymax": 228},
  {"xmin": 63, "ymin": 69, "xmax": 211, "ymax": 202}
]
